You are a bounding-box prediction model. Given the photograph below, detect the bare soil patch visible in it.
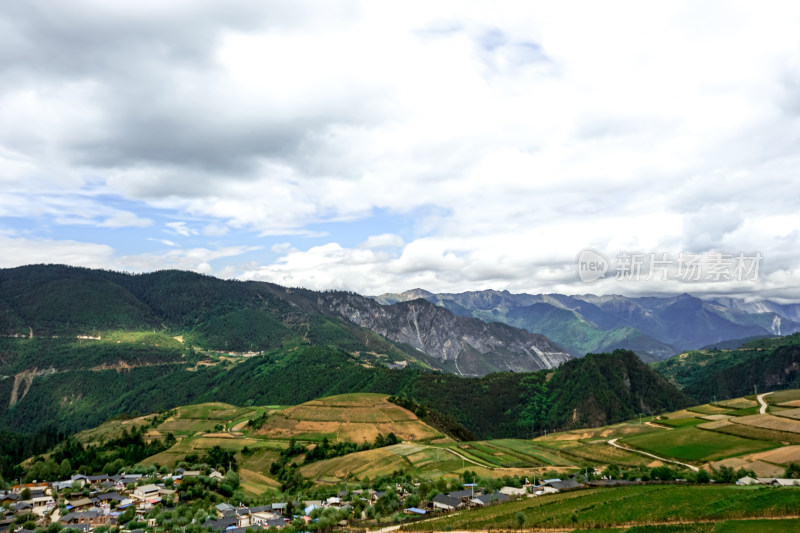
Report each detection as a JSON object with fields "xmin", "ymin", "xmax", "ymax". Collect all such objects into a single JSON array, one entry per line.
[
  {"xmin": 749, "ymin": 445, "xmax": 800, "ymax": 465},
  {"xmin": 736, "ymin": 414, "xmax": 800, "ymax": 434}
]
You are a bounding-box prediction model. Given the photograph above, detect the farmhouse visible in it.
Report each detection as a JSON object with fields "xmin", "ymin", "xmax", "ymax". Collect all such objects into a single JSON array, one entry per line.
[
  {"xmin": 500, "ymin": 486, "xmax": 528, "ymax": 496},
  {"xmin": 68, "ymin": 498, "xmax": 93, "ymax": 510},
  {"xmin": 28, "ymin": 496, "xmax": 55, "ymax": 516},
  {"xmin": 470, "ymin": 492, "xmax": 510, "ymax": 507},
  {"xmin": 771, "ymin": 479, "xmax": 800, "ymax": 487},
  {"xmin": 741, "ymin": 477, "xmax": 800, "ymax": 486},
  {"xmin": 432, "ymin": 494, "xmax": 461, "ymax": 512},
  {"xmin": 544, "ymin": 478, "xmax": 582, "ymax": 492},
  {"xmin": 0, "ymin": 492, "xmax": 19, "ymax": 505},
  {"xmin": 59, "ymin": 510, "xmax": 109, "ymax": 528},
  {"xmin": 132, "ymin": 484, "xmax": 160, "ymax": 500},
  {"xmin": 448, "ymin": 488, "xmax": 480, "ymax": 501}
]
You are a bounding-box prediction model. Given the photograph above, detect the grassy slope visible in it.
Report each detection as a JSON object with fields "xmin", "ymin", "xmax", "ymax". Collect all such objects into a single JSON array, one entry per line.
[
  {"xmin": 621, "ymin": 427, "xmax": 778, "ymax": 462},
  {"xmin": 403, "ymin": 485, "xmax": 800, "ymax": 531}
]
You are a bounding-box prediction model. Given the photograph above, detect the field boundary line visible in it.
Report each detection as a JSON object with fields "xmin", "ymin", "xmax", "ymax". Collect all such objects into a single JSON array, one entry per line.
[{"xmin": 607, "ymin": 438, "xmax": 699, "ymax": 471}]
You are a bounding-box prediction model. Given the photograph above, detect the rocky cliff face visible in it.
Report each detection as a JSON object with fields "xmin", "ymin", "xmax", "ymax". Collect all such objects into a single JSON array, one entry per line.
[{"xmin": 316, "ymin": 293, "xmax": 571, "ymax": 376}]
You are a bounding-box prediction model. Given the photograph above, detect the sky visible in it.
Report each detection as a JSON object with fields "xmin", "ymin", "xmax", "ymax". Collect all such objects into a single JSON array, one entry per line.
[{"xmin": 1, "ymin": 1, "xmax": 800, "ymax": 300}]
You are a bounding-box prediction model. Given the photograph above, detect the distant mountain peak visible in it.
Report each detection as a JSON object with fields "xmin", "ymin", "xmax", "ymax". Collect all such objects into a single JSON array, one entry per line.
[{"xmin": 377, "ymin": 288, "xmax": 800, "ymax": 361}]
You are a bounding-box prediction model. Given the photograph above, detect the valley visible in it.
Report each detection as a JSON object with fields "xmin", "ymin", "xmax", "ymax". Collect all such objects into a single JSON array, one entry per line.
[
  {"xmin": 6, "ymin": 390, "xmax": 800, "ymax": 532},
  {"xmin": 3, "ymin": 265, "xmax": 800, "ymax": 531}
]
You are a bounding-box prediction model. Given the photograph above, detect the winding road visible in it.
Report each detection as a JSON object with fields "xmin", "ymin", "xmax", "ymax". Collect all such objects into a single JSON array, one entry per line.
[
  {"xmin": 757, "ymin": 392, "xmax": 772, "ymax": 415},
  {"xmin": 608, "ymin": 438, "xmax": 699, "ymax": 472}
]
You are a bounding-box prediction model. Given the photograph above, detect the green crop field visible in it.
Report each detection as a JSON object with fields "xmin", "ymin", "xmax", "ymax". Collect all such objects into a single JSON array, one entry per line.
[
  {"xmin": 725, "ymin": 406, "xmax": 760, "ymax": 417},
  {"xmin": 402, "ymin": 485, "xmax": 800, "ymax": 531},
  {"xmin": 480, "ymin": 439, "xmax": 570, "ymax": 466},
  {"xmin": 573, "ymin": 521, "xmax": 800, "ymax": 532},
  {"xmin": 621, "ymin": 427, "xmax": 779, "ymax": 462},
  {"xmin": 712, "ymin": 518, "xmax": 800, "ymax": 532},
  {"xmin": 655, "ymin": 417, "xmax": 705, "ymax": 428},
  {"xmin": 767, "ymin": 390, "xmax": 800, "ymax": 404},
  {"xmin": 559, "ymin": 442, "xmax": 652, "ymax": 466}
]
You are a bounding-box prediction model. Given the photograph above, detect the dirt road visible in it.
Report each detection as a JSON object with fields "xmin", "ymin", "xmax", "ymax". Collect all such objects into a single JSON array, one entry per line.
[
  {"xmin": 608, "ymin": 438, "xmax": 699, "ymax": 472},
  {"xmin": 757, "ymin": 392, "xmax": 773, "ymax": 415}
]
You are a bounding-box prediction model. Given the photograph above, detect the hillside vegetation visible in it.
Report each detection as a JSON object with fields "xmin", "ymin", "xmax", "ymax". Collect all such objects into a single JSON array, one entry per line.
[
  {"xmin": 655, "ymin": 333, "xmax": 800, "ymax": 402},
  {"xmin": 403, "ymin": 485, "xmax": 800, "ymax": 531}
]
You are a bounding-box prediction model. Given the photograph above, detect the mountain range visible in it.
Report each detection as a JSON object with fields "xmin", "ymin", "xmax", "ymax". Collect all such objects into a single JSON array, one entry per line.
[
  {"xmin": 0, "ymin": 265, "xmax": 690, "ymax": 441},
  {"xmin": 0, "ymin": 265, "xmax": 569, "ymax": 377},
  {"xmin": 376, "ymin": 289, "xmax": 800, "ymax": 361},
  {"xmin": 5, "ymin": 264, "xmax": 800, "ymax": 443}
]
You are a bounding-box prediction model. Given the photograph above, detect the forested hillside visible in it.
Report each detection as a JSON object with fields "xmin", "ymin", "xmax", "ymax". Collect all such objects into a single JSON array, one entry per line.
[
  {"xmin": 0, "ymin": 265, "xmax": 703, "ymax": 482},
  {"xmin": 0, "ymin": 264, "xmax": 569, "ymax": 374},
  {"xmin": 0, "ymin": 342, "xmax": 690, "ymax": 441},
  {"xmin": 654, "ymin": 333, "xmax": 800, "ymax": 402}
]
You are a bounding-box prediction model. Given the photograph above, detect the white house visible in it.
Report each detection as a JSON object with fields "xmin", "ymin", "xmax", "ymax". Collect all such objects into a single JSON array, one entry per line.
[{"xmin": 133, "ymin": 484, "xmax": 160, "ymax": 500}]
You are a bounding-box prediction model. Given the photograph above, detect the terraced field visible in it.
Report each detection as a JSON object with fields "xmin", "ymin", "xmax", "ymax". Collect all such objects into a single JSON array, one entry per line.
[
  {"xmin": 735, "ymin": 413, "xmax": 800, "ymax": 433},
  {"xmin": 298, "ymin": 439, "xmax": 577, "ymax": 484},
  {"xmin": 156, "ymin": 403, "xmax": 266, "ymax": 436},
  {"xmin": 76, "ymin": 413, "xmax": 160, "ymax": 444},
  {"xmin": 105, "ymin": 389, "xmax": 800, "ymax": 498},
  {"xmin": 256, "ymin": 393, "xmax": 445, "ymax": 443}
]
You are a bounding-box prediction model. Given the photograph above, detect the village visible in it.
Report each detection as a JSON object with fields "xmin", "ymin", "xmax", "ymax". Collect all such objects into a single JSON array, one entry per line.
[{"xmin": 0, "ymin": 467, "xmax": 593, "ymax": 533}]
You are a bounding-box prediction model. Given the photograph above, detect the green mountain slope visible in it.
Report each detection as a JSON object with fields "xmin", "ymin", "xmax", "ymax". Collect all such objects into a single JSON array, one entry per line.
[
  {"xmin": 505, "ymin": 303, "xmax": 673, "ymax": 362},
  {"xmin": 0, "ymin": 339, "xmax": 690, "ymax": 442},
  {"xmin": 654, "ymin": 333, "xmax": 800, "ymax": 402},
  {"xmin": 0, "ymin": 265, "xmax": 571, "ymax": 375}
]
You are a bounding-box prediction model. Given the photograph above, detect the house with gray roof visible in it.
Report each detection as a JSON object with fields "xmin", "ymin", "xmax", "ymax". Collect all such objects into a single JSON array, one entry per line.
[{"xmin": 432, "ymin": 494, "xmax": 461, "ymax": 512}]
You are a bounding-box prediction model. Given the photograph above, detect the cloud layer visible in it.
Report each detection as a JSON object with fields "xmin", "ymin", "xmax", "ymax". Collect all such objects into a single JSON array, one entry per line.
[{"xmin": 2, "ymin": 1, "xmax": 800, "ymax": 299}]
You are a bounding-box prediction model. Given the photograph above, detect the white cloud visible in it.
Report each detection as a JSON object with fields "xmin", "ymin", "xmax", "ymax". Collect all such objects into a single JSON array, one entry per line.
[
  {"xmin": 360, "ymin": 233, "xmax": 404, "ymax": 249},
  {"xmin": 98, "ymin": 211, "xmax": 153, "ymax": 228},
  {"xmin": 165, "ymin": 221, "xmax": 196, "ymax": 237},
  {"xmin": 2, "ymin": 1, "xmax": 800, "ymax": 298},
  {"xmin": 147, "ymin": 238, "xmax": 177, "ymax": 247},
  {"xmin": 203, "ymin": 223, "xmax": 229, "ymax": 237},
  {"xmin": 0, "ymin": 234, "xmax": 260, "ymax": 279},
  {"xmin": 0, "ymin": 236, "xmax": 115, "ymax": 268}
]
